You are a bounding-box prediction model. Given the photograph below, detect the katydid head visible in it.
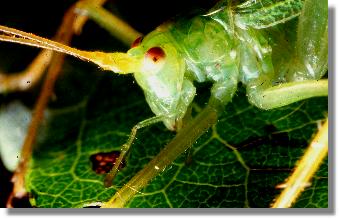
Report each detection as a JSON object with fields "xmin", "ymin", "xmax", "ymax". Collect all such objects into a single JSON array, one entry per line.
[
  {"xmin": 127, "ymin": 31, "xmax": 195, "ymax": 130},
  {"xmin": 0, "ymin": 25, "xmax": 195, "ymax": 130}
]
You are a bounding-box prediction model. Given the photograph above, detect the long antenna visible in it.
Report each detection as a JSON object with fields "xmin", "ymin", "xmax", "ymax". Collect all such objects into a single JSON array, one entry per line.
[{"xmin": 0, "ymin": 25, "xmax": 139, "ymax": 74}]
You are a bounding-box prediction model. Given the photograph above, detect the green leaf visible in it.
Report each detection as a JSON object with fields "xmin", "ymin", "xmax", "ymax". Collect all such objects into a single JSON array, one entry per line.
[
  {"xmin": 0, "ymin": 0, "xmax": 327, "ymax": 209},
  {"xmin": 25, "ymin": 60, "xmax": 328, "ymax": 207}
]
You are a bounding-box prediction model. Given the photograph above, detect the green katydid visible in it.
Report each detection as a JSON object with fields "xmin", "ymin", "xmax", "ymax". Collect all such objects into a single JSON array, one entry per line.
[{"xmin": 0, "ymin": 0, "xmax": 328, "ymax": 205}]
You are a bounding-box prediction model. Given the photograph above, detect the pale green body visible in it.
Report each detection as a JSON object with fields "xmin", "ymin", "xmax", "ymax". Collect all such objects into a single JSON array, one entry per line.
[{"xmin": 127, "ymin": 0, "xmax": 327, "ymax": 130}]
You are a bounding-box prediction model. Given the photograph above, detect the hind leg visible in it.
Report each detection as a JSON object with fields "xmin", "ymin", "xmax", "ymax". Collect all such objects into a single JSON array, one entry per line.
[
  {"xmin": 246, "ymin": 0, "xmax": 328, "ymax": 110},
  {"xmin": 247, "ymin": 79, "xmax": 327, "ymax": 110}
]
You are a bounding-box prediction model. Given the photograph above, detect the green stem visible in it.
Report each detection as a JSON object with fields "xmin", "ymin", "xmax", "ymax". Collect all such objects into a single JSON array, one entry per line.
[
  {"xmin": 76, "ymin": 2, "xmax": 142, "ymax": 46},
  {"xmin": 102, "ymin": 104, "xmax": 218, "ymax": 208}
]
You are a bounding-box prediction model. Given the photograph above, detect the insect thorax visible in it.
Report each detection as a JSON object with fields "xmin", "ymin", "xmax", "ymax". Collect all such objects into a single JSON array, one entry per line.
[{"xmin": 166, "ymin": 5, "xmax": 239, "ymax": 85}]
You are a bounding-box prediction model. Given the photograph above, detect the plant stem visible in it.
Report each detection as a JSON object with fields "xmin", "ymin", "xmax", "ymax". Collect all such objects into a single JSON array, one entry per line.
[
  {"xmin": 271, "ymin": 118, "xmax": 328, "ymax": 208},
  {"xmin": 75, "ymin": 1, "xmax": 142, "ymax": 46},
  {"xmin": 6, "ymin": 0, "xmax": 109, "ymax": 207},
  {"xmin": 102, "ymin": 104, "xmax": 218, "ymax": 208}
]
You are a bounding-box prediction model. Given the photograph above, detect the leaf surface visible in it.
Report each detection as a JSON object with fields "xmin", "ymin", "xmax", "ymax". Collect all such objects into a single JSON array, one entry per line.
[{"xmin": 26, "ymin": 64, "xmax": 328, "ymax": 207}]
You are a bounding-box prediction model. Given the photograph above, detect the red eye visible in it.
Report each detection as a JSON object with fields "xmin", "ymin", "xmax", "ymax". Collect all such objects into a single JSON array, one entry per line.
[
  {"xmin": 145, "ymin": 47, "xmax": 165, "ymax": 63},
  {"xmin": 131, "ymin": 36, "xmax": 143, "ymax": 48}
]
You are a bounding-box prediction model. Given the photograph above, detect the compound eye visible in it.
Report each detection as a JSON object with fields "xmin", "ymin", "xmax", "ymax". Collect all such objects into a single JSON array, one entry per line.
[
  {"xmin": 131, "ymin": 36, "xmax": 143, "ymax": 48},
  {"xmin": 145, "ymin": 47, "xmax": 166, "ymax": 63},
  {"xmin": 141, "ymin": 47, "xmax": 166, "ymax": 73}
]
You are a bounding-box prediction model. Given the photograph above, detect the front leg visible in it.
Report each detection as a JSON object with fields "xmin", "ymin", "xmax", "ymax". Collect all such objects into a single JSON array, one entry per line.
[
  {"xmin": 104, "ymin": 115, "xmax": 166, "ymax": 187},
  {"xmin": 208, "ymin": 64, "xmax": 239, "ymax": 109}
]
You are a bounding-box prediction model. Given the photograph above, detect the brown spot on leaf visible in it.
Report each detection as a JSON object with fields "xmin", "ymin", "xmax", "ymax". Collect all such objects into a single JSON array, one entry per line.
[{"xmin": 90, "ymin": 151, "xmax": 124, "ymax": 174}]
